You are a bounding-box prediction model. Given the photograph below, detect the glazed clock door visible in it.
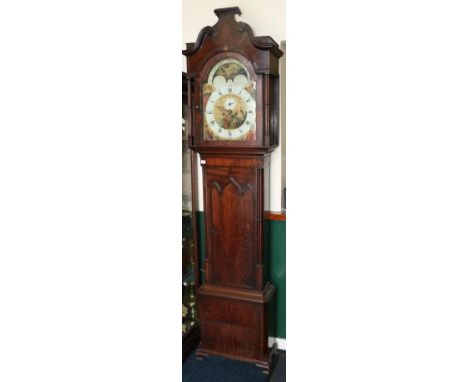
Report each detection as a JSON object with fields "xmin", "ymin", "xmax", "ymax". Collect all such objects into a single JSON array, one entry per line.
[{"xmin": 202, "ymin": 56, "xmax": 257, "ymax": 142}]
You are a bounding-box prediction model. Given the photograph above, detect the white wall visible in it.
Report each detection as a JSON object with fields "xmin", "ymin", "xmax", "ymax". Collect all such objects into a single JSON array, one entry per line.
[
  {"xmin": 182, "ymin": 0, "xmax": 286, "ymax": 212},
  {"xmin": 182, "ymin": 0, "xmax": 285, "ymax": 60}
]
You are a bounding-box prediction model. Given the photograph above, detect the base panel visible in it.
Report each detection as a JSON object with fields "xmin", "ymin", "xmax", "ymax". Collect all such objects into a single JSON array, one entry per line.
[{"xmin": 196, "ymin": 283, "xmax": 276, "ymax": 369}]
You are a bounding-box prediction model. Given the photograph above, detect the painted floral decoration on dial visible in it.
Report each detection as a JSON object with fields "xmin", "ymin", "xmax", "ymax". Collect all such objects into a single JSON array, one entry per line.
[{"xmin": 203, "ymin": 58, "xmax": 256, "ymax": 141}]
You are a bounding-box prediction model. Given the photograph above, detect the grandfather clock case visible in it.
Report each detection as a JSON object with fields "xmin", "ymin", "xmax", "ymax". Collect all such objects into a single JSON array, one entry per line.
[{"xmin": 183, "ymin": 7, "xmax": 282, "ymax": 374}]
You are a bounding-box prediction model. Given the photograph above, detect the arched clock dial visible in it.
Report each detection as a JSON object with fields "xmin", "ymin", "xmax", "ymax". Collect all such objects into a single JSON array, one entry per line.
[{"xmin": 203, "ymin": 58, "xmax": 256, "ymax": 141}]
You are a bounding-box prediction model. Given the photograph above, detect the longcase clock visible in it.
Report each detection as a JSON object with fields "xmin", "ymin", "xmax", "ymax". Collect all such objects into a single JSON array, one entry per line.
[{"xmin": 183, "ymin": 7, "xmax": 282, "ymax": 374}]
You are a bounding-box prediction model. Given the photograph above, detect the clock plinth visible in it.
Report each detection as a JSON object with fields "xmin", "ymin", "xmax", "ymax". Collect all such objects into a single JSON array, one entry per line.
[
  {"xmin": 196, "ymin": 283, "xmax": 276, "ymax": 371},
  {"xmin": 183, "ymin": 7, "xmax": 282, "ymax": 372}
]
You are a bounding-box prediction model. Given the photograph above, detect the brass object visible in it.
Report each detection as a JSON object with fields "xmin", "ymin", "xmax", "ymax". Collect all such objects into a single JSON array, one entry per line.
[{"xmin": 182, "ymin": 281, "xmax": 198, "ymax": 336}]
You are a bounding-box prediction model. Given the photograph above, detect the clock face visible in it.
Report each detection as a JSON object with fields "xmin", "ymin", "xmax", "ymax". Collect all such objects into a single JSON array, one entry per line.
[{"xmin": 203, "ymin": 58, "xmax": 256, "ymax": 141}]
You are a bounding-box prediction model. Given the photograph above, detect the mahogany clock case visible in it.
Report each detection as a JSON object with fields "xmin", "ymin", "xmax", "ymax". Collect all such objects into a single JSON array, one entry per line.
[{"xmin": 183, "ymin": 7, "xmax": 283, "ymax": 374}]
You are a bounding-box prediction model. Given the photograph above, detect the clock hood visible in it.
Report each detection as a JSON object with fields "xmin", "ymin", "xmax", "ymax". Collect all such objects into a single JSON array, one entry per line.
[{"xmin": 183, "ymin": 7, "xmax": 283, "ymax": 76}]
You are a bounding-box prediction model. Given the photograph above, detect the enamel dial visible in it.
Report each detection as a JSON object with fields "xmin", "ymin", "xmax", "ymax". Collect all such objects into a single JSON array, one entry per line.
[{"xmin": 203, "ymin": 58, "xmax": 256, "ymax": 141}]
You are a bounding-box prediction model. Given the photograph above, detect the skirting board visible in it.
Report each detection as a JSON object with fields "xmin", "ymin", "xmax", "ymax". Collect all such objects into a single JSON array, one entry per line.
[{"xmin": 268, "ymin": 337, "xmax": 286, "ymax": 351}]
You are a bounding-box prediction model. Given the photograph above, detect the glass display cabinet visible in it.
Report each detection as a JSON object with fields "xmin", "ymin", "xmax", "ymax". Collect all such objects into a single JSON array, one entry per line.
[{"xmin": 182, "ymin": 72, "xmax": 200, "ymax": 360}]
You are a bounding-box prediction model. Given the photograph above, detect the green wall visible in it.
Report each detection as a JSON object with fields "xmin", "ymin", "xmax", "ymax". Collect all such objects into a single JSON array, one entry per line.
[
  {"xmin": 196, "ymin": 212, "xmax": 206, "ymax": 284},
  {"xmin": 269, "ymin": 219, "xmax": 286, "ymax": 339},
  {"xmin": 196, "ymin": 212, "xmax": 286, "ymax": 340}
]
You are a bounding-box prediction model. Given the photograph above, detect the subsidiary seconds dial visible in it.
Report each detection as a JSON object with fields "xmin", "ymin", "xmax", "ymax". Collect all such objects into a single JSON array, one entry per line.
[{"xmin": 205, "ymin": 85, "xmax": 255, "ymax": 140}]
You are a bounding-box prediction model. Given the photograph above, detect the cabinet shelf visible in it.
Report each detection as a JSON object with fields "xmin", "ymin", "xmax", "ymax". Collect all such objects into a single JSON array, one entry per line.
[{"xmin": 183, "ymin": 270, "xmax": 195, "ymax": 283}]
